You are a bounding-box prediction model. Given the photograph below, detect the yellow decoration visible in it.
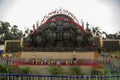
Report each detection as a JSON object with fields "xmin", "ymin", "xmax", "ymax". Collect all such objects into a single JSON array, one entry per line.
[
  {"xmin": 2, "ymin": 53, "xmax": 12, "ymax": 57},
  {"xmin": 94, "ymin": 52, "xmax": 98, "ymax": 59},
  {"xmin": 18, "ymin": 52, "xmax": 22, "ymax": 57}
]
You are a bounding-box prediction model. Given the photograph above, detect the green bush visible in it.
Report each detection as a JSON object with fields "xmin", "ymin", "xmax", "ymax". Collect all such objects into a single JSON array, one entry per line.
[
  {"xmin": 115, "ymin": 51, "xmax": 120, "ymax": 58},
  {"xmin": 48, "ymin": 65, "xmax": 63, "ymax": 75},
  {"xmin": 21, "ymin": 67, "xmax": 31, "ymax": 74},
  {"xmin": 91, "ymin": 69, "xmax": 103, "ymax": 75},
  {"xmin": 0, "ymin": 65, "xmax": 31, "ymax": 74},
  {"xmin": 69, "ymin": 66, "xmax": 84, "ymax": 75}
]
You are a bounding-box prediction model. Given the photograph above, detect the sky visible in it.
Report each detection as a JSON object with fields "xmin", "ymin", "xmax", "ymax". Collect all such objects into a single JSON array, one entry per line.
[{"xmin": 0, "ymin": 0, "xmax": 120, "ymax": 34}]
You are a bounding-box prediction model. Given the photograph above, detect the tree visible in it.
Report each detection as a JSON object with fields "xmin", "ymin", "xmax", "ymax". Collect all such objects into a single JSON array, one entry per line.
[
  {"xmin": 24, "ymin": 28, "xmax": 31, "ymax": 37},
  {"xmin": 3, "ymin": 32, "xmax": 14, "ymax": 40},
  {"xmin": 11, "ymin": 25, "xmax": 23, "ymax": 39},
  {"xmin": 86, "ymin": 25, "xmax": 92, "ymax": 37},
  {"xmin": 0, "ymin": 21, "xmax": 11, "ymax": 39},
  {"xmin": 92, "ymin": 26, "xmax": 102, "ymax": 36},
  {"xmin": 0, "ymin": 21, "xmax": 23, "ymax": 40},
  {"xmin": 11, "ymin": 25, "xmax": 19, "ymax": 36},
  {"xmin": 102, "ymin": 31, "xmax": 107, "ymax": 39}
]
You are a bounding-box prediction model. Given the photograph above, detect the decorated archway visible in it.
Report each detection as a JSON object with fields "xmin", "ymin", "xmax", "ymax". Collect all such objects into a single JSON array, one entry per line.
[{"xmin": 24, "ymin": 9, "xmax": 95, "ymax": 51}]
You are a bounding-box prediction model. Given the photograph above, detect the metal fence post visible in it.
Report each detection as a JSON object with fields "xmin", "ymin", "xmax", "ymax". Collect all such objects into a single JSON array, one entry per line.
[
  {"xmin": 67, "ymin": 75, "xmax": 69, "ymax": 80},
  {"xmin": 50, "ymin": 75, "xmax": 53, "ymax": 80}
]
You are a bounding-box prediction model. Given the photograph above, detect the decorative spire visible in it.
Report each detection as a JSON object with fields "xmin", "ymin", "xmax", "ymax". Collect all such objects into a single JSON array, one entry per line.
[
  {"xmin": 86, "ymin": 22, "xmax": 89, "ymax": 28},
  {"xmin": 36, "ymin": 20, "xmax": 39, "ymax": 28},
  {"xmin": 33, "ymin": 24, "xmax": 35, "ymax": 30},
  {"xmin": 81, "ymin": 19, "xmax": 84, "ymax": 28}
]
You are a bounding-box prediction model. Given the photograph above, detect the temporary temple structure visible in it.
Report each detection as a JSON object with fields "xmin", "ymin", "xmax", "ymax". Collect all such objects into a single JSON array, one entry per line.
[
  {"xmin": 2, "ymin": 9, "xmax": 104, "ymax": 75},
  {"xmin": 23, "ymin": 8, "xmax": 97, "ymax": 52}
]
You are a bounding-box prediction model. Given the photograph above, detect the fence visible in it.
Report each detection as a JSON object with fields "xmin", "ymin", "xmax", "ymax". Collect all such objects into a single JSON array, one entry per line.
[
  {"xmin": 0, "ymin": 74, "xmax": 120, "ymax": 80},
  {"xmin": 0, "ymin": 56, "xmax": 15, "ymax": 65},
  {"xmin": 104, "ymin": 58, "xmax": 120, "ymax": 74}
]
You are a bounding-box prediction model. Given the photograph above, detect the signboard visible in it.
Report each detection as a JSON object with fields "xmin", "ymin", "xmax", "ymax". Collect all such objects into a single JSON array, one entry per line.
[{"xmin": 0, "ymin": 45, "xmax": 4, "ymax": 54}]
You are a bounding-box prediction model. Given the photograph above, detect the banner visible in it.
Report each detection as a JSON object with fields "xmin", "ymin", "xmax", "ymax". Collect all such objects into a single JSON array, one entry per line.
[{"xmin": 0, "ymin": 45, "xmax": 4, "ymax": 54}]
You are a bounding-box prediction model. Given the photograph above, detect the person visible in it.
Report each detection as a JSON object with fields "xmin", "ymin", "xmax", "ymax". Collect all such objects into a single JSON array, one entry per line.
[
  {"xmin": 32, "ymin": 54, "xmax": 36, "ymax": 64},
  {"xmin": 43, "ymin": 58, "xmax": 48, "ymax": 64},
  {"xmin": 73, "ymin": 55, "xmax": 76, "ymax": 64},
  {"xmin": 32, "ymin": 54, "xmax": 35, "ymax": 59},
  {"xmin": 37, "ymin": 59, "xmax": 41, "ymax": 64},
  {"xmin": 72, "ymin": 50, "xmax": 77, "ymax": 64},
  {"xmin": 56, "ymin": 59, "xmax": 61, "ymax": 65}
]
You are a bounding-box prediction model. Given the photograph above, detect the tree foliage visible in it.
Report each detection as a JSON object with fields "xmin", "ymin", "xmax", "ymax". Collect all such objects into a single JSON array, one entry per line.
[{"xmin": 0, "ymin": 21, "xmax": 23, "ymax": 40}]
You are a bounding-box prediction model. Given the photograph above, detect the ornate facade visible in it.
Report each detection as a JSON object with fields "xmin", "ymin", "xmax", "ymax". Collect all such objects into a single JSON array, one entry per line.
[{"xmin": 24, "ymin": 10, "xmax": 95, "ymax": 51}]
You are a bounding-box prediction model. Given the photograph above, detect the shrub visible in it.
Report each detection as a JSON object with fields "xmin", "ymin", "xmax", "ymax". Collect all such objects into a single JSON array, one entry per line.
[
  {"xmin": 0, "ymin": 65, "xmax": 31, "ymax": 74},
  {"xmin": 91, "ymin": 69, "xmax": 103, "ymax": 75},
  {"xmin": 48, "ymin": 65, "xmax": 63, "ymax": 75},
  {"xmin": 69, "ymin": 66, "xmax": 84, "ymax": 75},
  {"xmin": 21, "ymin": 67, "xmax": 31, "ymax": 74}
]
